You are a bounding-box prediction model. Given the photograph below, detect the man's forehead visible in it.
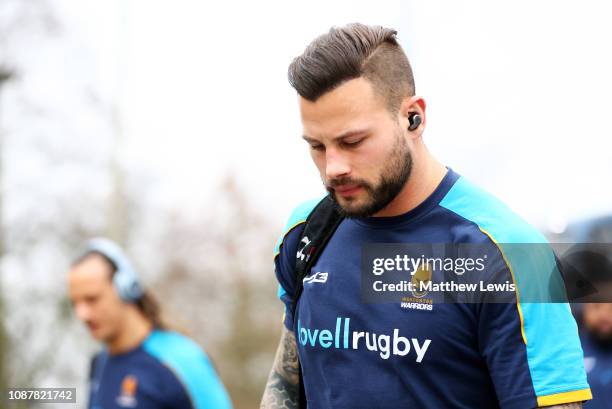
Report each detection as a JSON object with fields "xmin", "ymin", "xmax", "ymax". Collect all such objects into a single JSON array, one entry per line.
[
  {"xmin": 70, "ymin": 255, "xmax": 111, "ymax": 282},
  {"xmin": 299, "ymin": 77, "xmax": 381, "ymax": 116},
  {"xmin": 586, "ymin": 303, "xmax": 612, "ymax": 312},
  {"xmin": 299, "ymin": 77, "xmax": 386, "ymax": 139}
]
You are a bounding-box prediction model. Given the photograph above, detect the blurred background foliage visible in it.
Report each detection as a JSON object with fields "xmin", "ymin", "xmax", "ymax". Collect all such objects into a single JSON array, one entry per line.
[{"xmin": 0, "ymin": 1, "xmax": 283, "ymax": 408}]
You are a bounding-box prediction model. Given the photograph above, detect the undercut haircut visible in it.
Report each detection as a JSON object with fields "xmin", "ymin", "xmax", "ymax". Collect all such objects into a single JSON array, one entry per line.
[{"xmin": 288, "ymin": 23, "xmax": 415, "ymax": 113}]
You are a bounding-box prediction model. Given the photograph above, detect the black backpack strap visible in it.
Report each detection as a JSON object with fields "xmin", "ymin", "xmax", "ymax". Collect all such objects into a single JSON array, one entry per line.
[
  {"xmin": 292, "ymin": 195, "xmax": 344, "ymax": 316},
  {"xmin": 291, "ymin": 195, "xmax": 344, "ymax": 408}
]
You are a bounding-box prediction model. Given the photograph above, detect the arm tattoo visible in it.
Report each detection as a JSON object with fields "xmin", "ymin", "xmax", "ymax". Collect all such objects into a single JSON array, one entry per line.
[
  {"xmin": 261, "ymin": 328, "xmax": 300, "ymax": 409},
  {"xmin": 538, "ymin": 403, "xmax": 583, "ymax": 408}
]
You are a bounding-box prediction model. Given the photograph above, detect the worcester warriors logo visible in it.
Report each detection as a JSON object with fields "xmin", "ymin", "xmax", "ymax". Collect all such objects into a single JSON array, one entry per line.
[
  {"xmin": 411, "ymin": 262, "xmax": 432, "ymax": 298},
  {"xmin": 401, "ymin": 262, "xmax": 434, "ymax": 311},
  {"xmin": 116, "ymin": 375, "xmax": 138, "ymax": 407}
]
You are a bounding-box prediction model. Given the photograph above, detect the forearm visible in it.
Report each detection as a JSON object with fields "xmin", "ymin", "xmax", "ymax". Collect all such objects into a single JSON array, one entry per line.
[{"xmin": 261, "ymin": 328, "xmax": 300, "ymax": 409}]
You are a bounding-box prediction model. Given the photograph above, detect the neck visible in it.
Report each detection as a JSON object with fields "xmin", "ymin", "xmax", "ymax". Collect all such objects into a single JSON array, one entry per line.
[
  {"xmin": 374, "ymin": 144, "xmax": 447, "ymax": 217},
  {"xmin": 107, "ymin": 306, "xmax": 153, "ymax": 355}
]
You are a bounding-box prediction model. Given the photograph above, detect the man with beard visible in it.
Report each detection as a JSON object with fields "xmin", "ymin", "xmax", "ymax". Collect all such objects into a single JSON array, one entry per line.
[
  {"xmin": 261, "ymin": 23, "xmax": 590, "ymax": 409},
  {"xmin": 581, "ymin": 303, "xmax": 612, "ymax": 408}
]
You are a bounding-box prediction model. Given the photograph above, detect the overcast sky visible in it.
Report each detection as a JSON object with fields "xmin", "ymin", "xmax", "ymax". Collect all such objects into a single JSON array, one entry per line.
[{"xmin": 46, "ymin": 0, "xmax": 612, "ymax": 232}]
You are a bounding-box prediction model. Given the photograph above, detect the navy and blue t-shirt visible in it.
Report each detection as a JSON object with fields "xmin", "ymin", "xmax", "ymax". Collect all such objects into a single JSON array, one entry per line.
[
  {"xmin": 88, "ymin": 329, "xmax": 232, "ymax": 409},
  {"xmin": 274, "ymin": 168, "xmax": 591, "ymax": 409},
  {"xmin": 581, "ymin": 331, "xmax": 612, "ymax": 409}
]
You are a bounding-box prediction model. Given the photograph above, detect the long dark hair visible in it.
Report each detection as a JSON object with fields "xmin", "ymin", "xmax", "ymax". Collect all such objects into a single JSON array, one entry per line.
[{"xmin": 134, "ymin": 289, "xmax": 168, "ymax": 330}]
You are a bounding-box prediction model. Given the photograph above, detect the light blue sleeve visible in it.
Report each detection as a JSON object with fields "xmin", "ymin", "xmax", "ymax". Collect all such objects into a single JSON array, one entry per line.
[
  {"xmin": 273, "ymin": 198, "xmax": 323, "ymax": 328},
  {"xmin": 440, "ymin": 176, "xmax": 591, "ymax": 406},
  {"xmin": 143, "ymin": 330, "xmax": 233, "ymax": 409}
]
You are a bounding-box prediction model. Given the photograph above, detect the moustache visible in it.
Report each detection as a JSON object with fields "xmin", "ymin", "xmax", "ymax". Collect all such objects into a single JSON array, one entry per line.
[{"xmin": 326, "ymin": 177, "xmax": 369, "ymax": 190}]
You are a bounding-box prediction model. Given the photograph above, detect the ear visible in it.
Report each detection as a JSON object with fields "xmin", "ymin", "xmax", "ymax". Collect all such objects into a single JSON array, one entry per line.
[{"xmin": 398, "ymin": 96, "xmax": 427, "ymax": 135}]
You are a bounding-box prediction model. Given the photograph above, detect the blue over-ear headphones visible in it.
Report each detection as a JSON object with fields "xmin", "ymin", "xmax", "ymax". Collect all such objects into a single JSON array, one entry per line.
[{"xmin": 84, "ymin": 237, "xmax": 144, "ymax": 303}]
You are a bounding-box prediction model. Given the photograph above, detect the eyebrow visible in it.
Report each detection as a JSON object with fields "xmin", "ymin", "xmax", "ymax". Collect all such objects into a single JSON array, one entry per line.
[{"xmin": 302, "ymin": 129, "xmax": 370, "ymax": 144}]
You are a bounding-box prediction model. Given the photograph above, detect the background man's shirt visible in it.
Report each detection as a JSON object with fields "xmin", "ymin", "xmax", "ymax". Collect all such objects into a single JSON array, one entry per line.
[
  {"xmin": 581, "ymin": 331, "xmax": 612, "ymax": 409},
  {"xmin": 275, "ymin": 168, "xmax": 591, "ymax": 409},
  {"xmin": 88, "ymin": 329, "xmax": 232, "ymax": 409}
]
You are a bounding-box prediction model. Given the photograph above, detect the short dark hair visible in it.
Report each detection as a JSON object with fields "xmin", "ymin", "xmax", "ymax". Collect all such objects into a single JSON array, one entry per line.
[{"xmin": 288, "ymin": 23, "xmax": 415, "ymax": 113}]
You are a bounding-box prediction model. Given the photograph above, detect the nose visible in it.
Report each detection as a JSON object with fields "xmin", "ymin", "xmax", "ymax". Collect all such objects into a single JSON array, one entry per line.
[
  {"xmin": 74, "ymin": 302, "xmax": 91, "ymax": 322},
  {"xmin": 325, "ymin": 148, "xmax": 351, "ymax": 181}
]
